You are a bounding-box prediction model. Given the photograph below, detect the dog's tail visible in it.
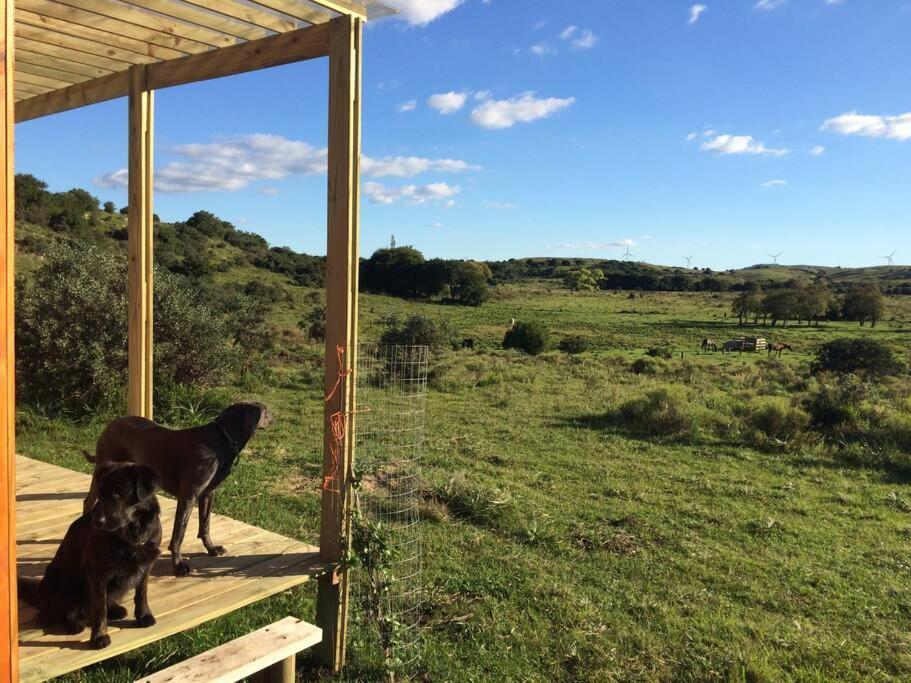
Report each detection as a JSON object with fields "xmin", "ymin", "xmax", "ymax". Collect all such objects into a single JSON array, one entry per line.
[
  {"xmin": 82, "ymin": 450, "xmax": 95, "ymax": 464},
  {"xmin": 16, "ymin": 575, "xmax": 41, "ymax": 604}
]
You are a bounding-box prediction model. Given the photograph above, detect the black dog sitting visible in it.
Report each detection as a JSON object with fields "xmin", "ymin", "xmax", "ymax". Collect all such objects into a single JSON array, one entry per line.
[{"xmin": 18, "ymin": 463, "xmax": 162, "ymax": 649}]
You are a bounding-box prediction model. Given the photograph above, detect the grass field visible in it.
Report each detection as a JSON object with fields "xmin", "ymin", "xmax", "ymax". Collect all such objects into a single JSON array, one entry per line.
[{"xmin": 16, "ymin": 283, "xmax": 911, "ymax": 682}]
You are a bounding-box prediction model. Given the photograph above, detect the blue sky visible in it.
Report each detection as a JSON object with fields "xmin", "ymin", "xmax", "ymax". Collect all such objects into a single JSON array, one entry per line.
[{"xmin": 14, "ymin": 0, "xmax": 911, "ymax": 269}]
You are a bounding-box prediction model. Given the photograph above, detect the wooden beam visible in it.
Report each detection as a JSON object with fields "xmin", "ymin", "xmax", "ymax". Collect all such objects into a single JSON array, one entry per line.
[
  {"xmin": 15, "ymin": 23, "xmax": 153, "ymax": 65},
  {"xmin": 178, "ymin": 0, "xmax": 299, "ymax": 34},
  {"xmin": 15, "ymin": 22, "xmax": 331, "ymax": 122},
  {"xmin": 18, "ymin": 0, "xmax": 210, "ymax": 54},
  {"xmin": 15, "ymin": 60, "xmax": 85, "ymax": 84},
  {"xmin": 0, "ymin": 0, "xmax": 17, "ymax": 679},
  {"xmin": 15, "ymin": 69, "xmax": 73, "ymax": 90},
  {"xmin": 117, "ymin": 0, "xmax": 272, "ymax": 42},
  {"xmin": 127, "ymin": 65, "xmax": 154, "ymax": 419},
  {"xmin": 15, "ymin": 35, "xmax": 136, "ymax": 71},
  {"xmin": 246, "ymin": 0, "xmax": 333, "ymax": 25},
  {"xmin": 308, "ymin": 0, "xmax": 368, "ymax": 19},
  {"xmin": 316, "ymin": 13, "xmax": 361, "ymax": 672},
  {"xmin": 16, "ymin": 49, "xmax": 116, "ymax": 78}
]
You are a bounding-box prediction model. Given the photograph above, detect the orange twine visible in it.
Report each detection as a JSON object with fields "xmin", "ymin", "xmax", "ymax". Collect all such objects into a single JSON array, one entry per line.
[{"xmin": 322, "ymin": 345, "xmax": 352, "ymax": 493}]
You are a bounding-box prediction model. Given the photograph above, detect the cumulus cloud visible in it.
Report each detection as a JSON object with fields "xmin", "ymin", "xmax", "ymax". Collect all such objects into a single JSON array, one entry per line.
[
  {"xmin": 821, "ymin": 111, "xmax": 911, "ymax": 141},
  {"xmin": 559, "ymin": 26, "xmax": 577, "ymax": 40},
  {"xmin": 700, "ymin": 133, "xmax": 789, "ymax": 156},
  {"xmin": 558, "ymin": 25, "xmax": 598, "ymax": 49},
  {"xmin": 384, "ymin": 0, "xmax": 463, "ymax": 26},
  {"xmin": 397, "ymin": 100, "xmax": 417, "ymax": 112},
  {"xmin": 760, "ymin": 179, "xmax": 787, "ymax": 187},
  {"xmin": 470, "ymin": 92, "xmax": 575, "ymax": 129},
  {"xmin": 364, "ymin": 181, "xmax": 460, "ymax": 205},
  {"xmin": 809, "ymin": 145, "xmax": 827, "ymax": 155},
  {"xmin": 689, "ymin": 4, "xmax": 707, "ymax": 24},
  {"xmin": 428, "ymin": 91, "xmax": 468, "ymax": 114},
  {"xmin": 94, "ymin": 134, "xmax": 479, "ymax": 193}
]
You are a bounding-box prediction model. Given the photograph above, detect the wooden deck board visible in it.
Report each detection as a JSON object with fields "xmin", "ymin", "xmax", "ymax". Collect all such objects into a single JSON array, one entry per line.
[{"xmin": 15, "ymin": 456, "xmax": 328, "ymax": 683}]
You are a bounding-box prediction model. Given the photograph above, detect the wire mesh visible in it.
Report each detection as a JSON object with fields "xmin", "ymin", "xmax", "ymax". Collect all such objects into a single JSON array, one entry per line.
[{"xmin": 349, "ymin": 343, "xmax": 428, "ymax": 675}]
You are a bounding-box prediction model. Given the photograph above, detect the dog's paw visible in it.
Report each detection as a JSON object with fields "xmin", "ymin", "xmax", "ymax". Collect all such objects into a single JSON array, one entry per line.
[
  {"xmin": 107, "ymin": 605, "xmax": 128, "ymax": 620},
  {"xmin": 136, "ymin": 613, "xmax": 157, "ymax": 628},
  {"xmin": 207, "ymin": 545, "xmax": 227, "ymax": 557},
  {"xmin": 174, "ymin": 559, "xmax": 191, "ymax": 577},
  {"xmin": 91, "ymin": 634, "xmax": 111, "ymax": 650}
]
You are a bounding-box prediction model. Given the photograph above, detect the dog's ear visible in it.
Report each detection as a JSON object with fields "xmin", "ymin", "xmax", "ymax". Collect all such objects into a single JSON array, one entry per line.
[{"xmin": 133, "ymin": 465, "xmax": 160, "ymax": 501}]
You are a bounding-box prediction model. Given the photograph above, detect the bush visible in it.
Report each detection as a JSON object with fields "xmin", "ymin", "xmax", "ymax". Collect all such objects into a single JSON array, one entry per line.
[
  {"xmin": 558, "ymin": 335, "xmax": 590, "ymax": 354},
  {"xmin": 16, "ymin": 244, "xmax": 232, "ymax": 415},
  {"xmin": 804, "ymin": 375, "xmax": 868, "ymax": 430},
  {"xmin": 630, "ymin": 357, "xmax": 662, "ymax": 375},
  {"xmin": 646, "ymin": 346, "xmax": 674, "ymax": 360},
  {"xmin": 619, "ymin": 385, "xmax": 694, "ymax": 436},
  {"xmin": 745, "ymin": 397, "xmax": 809, "ymax": 448},
  {"xmin": 503, "ymin": 321, "xmax": 549, "ymax": 355},
  {"xmin": 299, "ymin": 305, "xmax": 326, "ymax": 342},
  {"xmin": 379, "ymin": 313, "xmax": 457, "ymax": 353},
  {"xmin": 812, "ymin": 338, "xmax": 902, "ymax": 376}
]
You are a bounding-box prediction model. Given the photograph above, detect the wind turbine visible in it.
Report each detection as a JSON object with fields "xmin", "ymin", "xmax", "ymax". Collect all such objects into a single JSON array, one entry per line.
[
  {"xmin": 768, "ymin": 251, "xmax": 782, "ymax": 265},
  {"xmin": 683, "ymin": 254, "xmax": 695, "ymax": 268},
  {"xmin": 882, "ymin": 250, "xmax": 896, "ymax": 268},
  {"xmin": 623, "ymin": 244, "xmax": 635, "ymax": 261}
]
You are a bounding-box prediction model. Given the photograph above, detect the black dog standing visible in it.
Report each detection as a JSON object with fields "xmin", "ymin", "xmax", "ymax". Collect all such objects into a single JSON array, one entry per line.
[{"xmin": 18, "ymin": 463, "xmax": 162, "ymax": 649}]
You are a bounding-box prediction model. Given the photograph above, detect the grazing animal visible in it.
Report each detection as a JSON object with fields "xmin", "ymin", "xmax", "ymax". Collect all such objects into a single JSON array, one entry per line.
[
  {"xmin": 84, "ymin": 402, "xmax": 273, "ymax": 577},
  {"xmin": 768, "ymin": 342, "xmax": 793, "ymax": 358},
  {"xmin": 701, "ymin": 338, "xmax": 717, "ymax": 352},
  {"xmin": 722, "ymin": 339, "xmax": 744, "ymax": 354},
  {"xmin": 19, "ymin": 463, "xmax": 161, "ymax": 649},
  {"xmin": 461, "ymin": 338, "xmax": 475, "ymax": 350}
]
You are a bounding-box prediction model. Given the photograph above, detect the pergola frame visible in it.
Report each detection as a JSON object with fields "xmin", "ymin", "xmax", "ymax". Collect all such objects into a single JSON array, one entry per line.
[{"xmin": 0, "ymin": 0, "xmax": 369, "ymax": 678}]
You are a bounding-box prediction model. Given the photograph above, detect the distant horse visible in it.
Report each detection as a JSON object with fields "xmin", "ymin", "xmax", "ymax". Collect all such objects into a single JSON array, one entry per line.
[
  {"xmin": 722, "ymin": 340, "xmax": 743, "ymax": 354},
  {"xmin": 701, "ymin": 338, "xmax": 717, "ymax": 352},
  {"xmin": 768, "ymin": 342, "xmax": 793, "ymax": 358}
]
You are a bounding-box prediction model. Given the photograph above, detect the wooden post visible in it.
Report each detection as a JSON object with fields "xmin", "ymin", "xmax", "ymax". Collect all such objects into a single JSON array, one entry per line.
[
  {"xmin": 250, "ymin": 655, "xmax": 295, "ymax": 683},
  {"xmin": 127, "ymin": 64, "xmax": 154, "ymax": 419},
  {"xmin": 0, "ymin": 1, "xmax": 16, "ymax": 680},
  {"xmin": 315, "ymin": 13, "xmax": 361, "ymax": 672}
]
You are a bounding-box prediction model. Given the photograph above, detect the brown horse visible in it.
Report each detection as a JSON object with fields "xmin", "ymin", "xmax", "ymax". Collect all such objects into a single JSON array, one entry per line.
[
  {"xmin": 768, "ymin": 342, "xmax": 793, "ymax": 358},
  {"xmin": 701, "ymin": 338, "xmax": 717, "ymax": 352}
]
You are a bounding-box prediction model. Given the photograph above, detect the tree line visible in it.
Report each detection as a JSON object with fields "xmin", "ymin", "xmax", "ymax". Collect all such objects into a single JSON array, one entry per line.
[{"xmin": 731, "ymin": 282, "xmax": 886, "ymax": 327}]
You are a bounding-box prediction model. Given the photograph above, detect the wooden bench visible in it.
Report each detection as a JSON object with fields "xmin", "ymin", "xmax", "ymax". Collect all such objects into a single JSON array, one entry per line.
[{"xmin": 136, "ymin": 617, "xmax": 322, "ymax": 683}]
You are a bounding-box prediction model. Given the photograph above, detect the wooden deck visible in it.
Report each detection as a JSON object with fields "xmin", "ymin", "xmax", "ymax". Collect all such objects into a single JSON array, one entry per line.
[{"xmin": 15, "ymin": 456, "xmax": 329, "ymax": 683}]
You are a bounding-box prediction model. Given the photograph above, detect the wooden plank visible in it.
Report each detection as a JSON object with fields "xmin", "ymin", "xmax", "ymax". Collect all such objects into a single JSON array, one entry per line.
[
  {"xmin": 178, "ymin": 0, "xmax": 299, "ymax": 34},
  {"xmin": 11, "ymin": 80, "xmax": 48, "ymax": 95},
  {"xmin": 119, "ymin": 0, "xmax": 272, "ymax": 41},
  {"xmin": 137, "ymin": 617, "xmax": 321, "ymax": 683},
  {"xmin": 316, "ymin": 13, "xmax": 361, "ymax": 672},
  {"xmin": 14, "ymin": 68, "xmax": 72, "ymax": 89},
  {"xmin": 127, "ymin": 65, "xmax": 154, "ymax": 419},
  {"xmin": 15, "ymin": 7, "xmax": 187, "ymax": 60},
  {"xmin": 15, "ymin": 22, "xmax": 330, "ymax": 122},
  {"xmin": 15, "ymin": 22, "xmax": 152, "ymax": 65},
  {"xmin": 306, "ymin": 0, "xmax": 368, "ymax": 19},
  {"xmin": 246, "ymin": 0, "xmax": 333, "ymax": 25},
  {"xmin": 15, "ymin": 60, "xmax": 85, "ymax": 84},
  {"xmin": 0, "ymin": 1, "xmax": 16, "ymax": 679},
  {"xmin": 18, "ymin": 0, "xmax": 208, "ymax": 54},
  {"xmin": 15, "ymin": 35, "xmax": 135, "ymax": 71},
  {"xmin": 16, "ymin": 49, "xmax": 115, "ymax": 78},
  {"xmin": 48, "ymin": 0, "xmax": 238, "ymax": 48}
]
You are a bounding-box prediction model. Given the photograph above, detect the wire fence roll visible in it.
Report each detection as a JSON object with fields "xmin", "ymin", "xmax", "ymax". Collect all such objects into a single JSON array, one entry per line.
[{"xmin": 349, "ymin": 343, "xmax": 428, "ymax": 677}]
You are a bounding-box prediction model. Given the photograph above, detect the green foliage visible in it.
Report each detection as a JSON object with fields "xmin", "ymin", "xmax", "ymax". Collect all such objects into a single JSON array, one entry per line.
[
  {"xmin": 619, "ymin": 385, "xmax": 695, "ymax": 436},
  {"xmin": 361, "ymin": 247, "xmax": 490, "ymax": 305},
  {"xmin": 647, "ymin": 346, "xmax": 674, "ymax": 359},
  {"xmin": 804, "ymin": 375, "xmax": 869, "ymax": 429},
  {"xmin": 299, "ymin": 304, "xmax": 326, "ymax": 342},
  {"xmin": 841, "ymin": 284, "xmax": 886, "ymax": 326},
  {"xmin": 15, "ymin": 244, "xmax": 232, "ymax": 415},
  {"xmin": 563, "ymin": 267, "xmax": 603, "ymax": 291},
  {"xmin": 812, "ymin": 338, "xmax": 902, "ymax": 376},
  {"xmin": 558, "ymin": 334, "xmax": 590, "ymax": 354},
  {"xmin": 503, "ymin": 321, "xmax": 549, "ymax": 355},
  {"xmin": 379, "ymin": 313, "xmax": 457, "ymax": 353},
  {"xmin": 745, "ymin": 397, "xmax": 810, "ymax": 449}
]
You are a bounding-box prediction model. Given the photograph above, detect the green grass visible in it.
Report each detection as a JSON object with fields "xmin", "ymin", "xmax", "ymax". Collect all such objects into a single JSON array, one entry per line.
[{"xmin": 16, "ymin": 282, "xmax": 911, "ymax": 682}]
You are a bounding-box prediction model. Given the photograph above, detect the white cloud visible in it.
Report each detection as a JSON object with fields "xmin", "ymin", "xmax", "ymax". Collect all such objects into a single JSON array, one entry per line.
[
  {"xmin": 559, "ymin": 26, "xmax": 578, "ymax": 40},
  {"xmin": 611, "ymin": 238, "xmax": 637, "ymax": 247},
  {"xmin": 553, "ymin": 239, "xmax": 635, "ymax": 250},
  {"xmin": 94, "ymin": 134, "xmax": 479, "ymax": 193},
  {"xmin": 531, "ymin": 42, "xmax": 556, "ymax": 56},
  {"xmin": 689, "ymin": 4, "xmax": 707, "ymax": 25},
  {"xmin": 474, "ymin": 90, "xmax": 492, "ymax": 101},
  {"xmin": 397, "ymin": 100, "xmax": 417, "ymax": 113},
  {"xmin": 686, "ymin": 132, "xmax": 699, "ymax": 141},
  {"xmin": 760, "ymin": 179, "xmax": 787, "ymax": 187},
  {"xmin": 484, "ymin": 200, "xmax": 518, "ymax": 209},
  {"xmin": 755, "ymin": 0, "xmax": 787, "ymax": 9},
  {"xmin": 384, "ymin": 0, "xmax": 463, "ymax": 26},
  {"xmin": 428, "ymin": 91, "xmax": 468, "ymax": 114},
  {"xmin": 362, "ymin": 156, "xmax": 481, "ymax": 177},
  {"xmin": 824, "ymin": 0, "xmax": 844, "ymax": 4},
  {"xmin": 470, "ymin": 92, "xmax": 575, "ymax": 129},
  {"xmin": 700, "ymin": 133, "xmax": 789, "ymax": 156},
  {"xmin": 821, "ymin": 111, "xmax": 911, "ymax": 141},
  {"xmin": 571, "ymin": 29, "xmax": 598, "ymax": 49},
  {"xmin": 809, "ymin": 145, "xmax": 827, "ymax": 156},
  {"xmin": 365, "ymin": 181, "xmax": 460, "ymax": 205}
]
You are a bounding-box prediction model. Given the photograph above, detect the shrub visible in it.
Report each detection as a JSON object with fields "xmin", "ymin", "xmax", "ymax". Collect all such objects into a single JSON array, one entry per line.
[
  {"xmin": 619, "ymin": 385, "xmax": 694, "ymax": 436},
  {"xmin": 503, "ymin": 321, "xmax": 549, "ymax": 355},
  {"xmin": 16, "ymin": 244, "xmax": 232, "ymax": 415},
  {"xmin": 804, "ymin": 375, "xmax": 868, "ymax": 430},
  {"xmin": 379, "ymin": 313, "xmax": 457, "ymax": 353},
  {"xmin": 299, "ymin": 305, "xmax": 326, "ymax": 342},
  {"xmin": 812, "ymin": 338, "xmax": 902, "ymax": 376},
  {"xmin": 631, "ymin": 357, "xmax": 662, "ymax": 375},
  {"xmin": 745, "ymin": 397, "xmax": 809, "ymax": 448},
  {"xmin": 558, "ymin": 335, "xmax": 590, "ymax": 354},
  {"xmin": 646, "ymin": 346, "xmax": 673, "ymax": 360}
]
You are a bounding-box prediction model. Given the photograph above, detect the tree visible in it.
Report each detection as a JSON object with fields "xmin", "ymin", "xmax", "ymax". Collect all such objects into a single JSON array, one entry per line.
[
  {"xmin": 361, "ymin": 246, "xmax": 426, "ymax": 297},
  {"xmin": 103, "ymin": 201, "xmax": 116, "ymax": 214},
  {"xmin": 732, "ymin": 288, "xmax": 762, "ymax": 325},
  {"xmin": 796, "ymin": 283, "xmax": 831, "ymax": 326},
  {"xmin": 841, "ymin": 284, "xmax": 885, "ymax": 327},
  {"xmin": 503, "ymin": 321, "xmax": 549, "ymax": 355},
  {"xmin": 563, "ymin": 267, "xmax": 603, "ymax": 292},
  {"xmin": 761, "ymin": 289, "xmax": 796, "ymax": 327},
  {"xmin": 448, "ymin": 261, "xmax": 491, "ymax": 306},
  {"xmin": 298, "ymin": 305, "xmax": 326, "ymax": 342}
]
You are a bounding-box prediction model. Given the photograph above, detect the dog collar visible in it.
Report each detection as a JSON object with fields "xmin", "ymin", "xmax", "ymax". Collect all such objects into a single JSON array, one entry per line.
[{"xmin": 216, "ymin": 424, "xmax": 240, "ymax": 454}]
